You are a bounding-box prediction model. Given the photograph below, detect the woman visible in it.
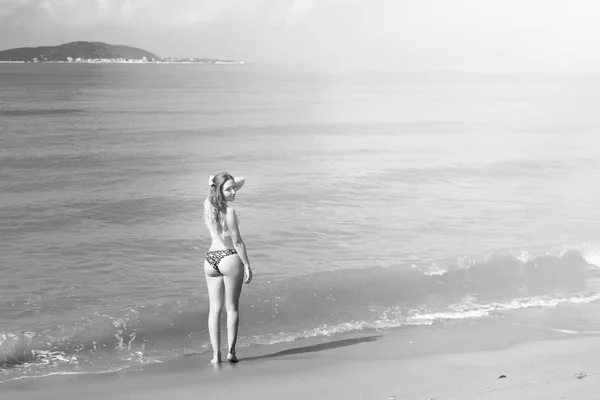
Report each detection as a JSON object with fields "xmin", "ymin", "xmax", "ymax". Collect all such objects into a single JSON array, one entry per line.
[{"xmin": 203, "ymin": 172, "xmax": 253, "ymax": 364}]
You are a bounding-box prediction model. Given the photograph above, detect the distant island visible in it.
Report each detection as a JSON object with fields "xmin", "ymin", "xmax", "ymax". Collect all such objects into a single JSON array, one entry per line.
[{"xmin": 0, "ymin": 41, "xmax": 243, "ymax": 64}]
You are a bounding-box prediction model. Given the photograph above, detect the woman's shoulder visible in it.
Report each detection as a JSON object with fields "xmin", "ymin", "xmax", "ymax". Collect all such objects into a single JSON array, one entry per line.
[
  {"xmin": 224, "ymin": 206, "xmax": 240, "ymax": 224},
  {"xmin": 224, "ymin": 205, "xmax": 237, "ymax": 216}
]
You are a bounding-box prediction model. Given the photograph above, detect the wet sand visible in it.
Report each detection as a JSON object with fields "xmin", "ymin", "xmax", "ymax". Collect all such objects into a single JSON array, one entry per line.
[{"xmin": 3, "ymin": 318, "xmax": 599, "ymax": 400}]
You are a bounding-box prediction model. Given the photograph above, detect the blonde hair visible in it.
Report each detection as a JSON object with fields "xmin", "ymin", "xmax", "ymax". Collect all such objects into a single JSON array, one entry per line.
[{"xmin": 203, "ymin": 172, "xmax": 234, "ymax": 237}]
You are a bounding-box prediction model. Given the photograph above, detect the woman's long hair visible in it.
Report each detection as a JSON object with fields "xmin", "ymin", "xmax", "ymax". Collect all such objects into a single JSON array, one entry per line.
[{"xmin": 204, "ymin": 172, "xmax": 234, "ymax": 238}]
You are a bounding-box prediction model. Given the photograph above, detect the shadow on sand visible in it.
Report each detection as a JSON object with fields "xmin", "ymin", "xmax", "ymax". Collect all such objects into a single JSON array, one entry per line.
[{"xmin": 240, "ymin": 335, "xmax": 381, "ymax": 363}]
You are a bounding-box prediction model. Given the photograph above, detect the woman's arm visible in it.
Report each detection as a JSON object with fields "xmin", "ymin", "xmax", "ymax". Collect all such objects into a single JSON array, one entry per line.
[
  {"xmin": 226, "ymin": 207, "xmax": 252, "ymax": 283},
  {"xmin": 233, "ymin": 177, "xmax": 245, "ymax": 191}
]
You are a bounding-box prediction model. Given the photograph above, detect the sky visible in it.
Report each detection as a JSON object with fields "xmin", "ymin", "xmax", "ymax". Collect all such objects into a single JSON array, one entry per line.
[{"xmin": 2, "ymin": 0, "xmax": 600, "ymax": 71}]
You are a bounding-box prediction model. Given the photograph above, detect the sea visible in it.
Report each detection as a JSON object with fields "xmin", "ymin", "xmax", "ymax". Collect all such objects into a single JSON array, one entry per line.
[{"xmin": 1, "ymin": 63, "xmax": 600, "ymax": 383}]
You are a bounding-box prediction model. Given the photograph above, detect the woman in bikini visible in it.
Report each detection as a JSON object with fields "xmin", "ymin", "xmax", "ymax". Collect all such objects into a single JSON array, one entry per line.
[{"xmin": 203, "ymin": 172, "xmax": 253, "ymax": 364}]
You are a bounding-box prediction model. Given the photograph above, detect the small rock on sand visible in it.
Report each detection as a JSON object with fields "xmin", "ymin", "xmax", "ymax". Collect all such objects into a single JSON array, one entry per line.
[{"xmin": 573, "ymin": 372, "xmax": 587, "ymax": 380}]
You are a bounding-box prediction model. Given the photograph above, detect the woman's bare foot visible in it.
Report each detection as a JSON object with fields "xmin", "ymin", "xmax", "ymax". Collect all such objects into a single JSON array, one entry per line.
[
  {"xmin": 210, "ymin": 351, "xmax": 221, "ymax": 364},
  {"xmin": 227, "ymin": 350, "xmax": 238, "ymax": 363}
]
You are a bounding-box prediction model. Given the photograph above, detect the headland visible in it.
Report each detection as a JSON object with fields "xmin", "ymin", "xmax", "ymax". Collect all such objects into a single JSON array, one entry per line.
[{"xmin": 0, "ymin": 41, "xmax": 243, "ymax": 64}]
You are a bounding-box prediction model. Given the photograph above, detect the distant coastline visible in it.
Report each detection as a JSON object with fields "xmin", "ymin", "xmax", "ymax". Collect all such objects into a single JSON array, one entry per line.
[
  {"xmin": 0, "ymin": 60, "xmax": 244, "ymax": 65},
  {"xmin": 0, "ymin": 41, "xmax": 244, "ymax": 64}
]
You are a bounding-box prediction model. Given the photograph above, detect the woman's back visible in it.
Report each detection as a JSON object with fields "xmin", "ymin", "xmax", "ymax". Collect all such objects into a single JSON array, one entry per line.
[
  {"xmin": 207, "ymin": 207, "xmax": 239, "ymax": 250},
  {"xmin": 209, "ymin": 230, "xmax": 234, "ymax": 250}
]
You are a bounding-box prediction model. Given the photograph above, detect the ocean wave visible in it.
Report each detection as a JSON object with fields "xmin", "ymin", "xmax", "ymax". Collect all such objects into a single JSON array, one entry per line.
[
  {"xmin": 240, "ymin": 291, "xmax": 600, "ymax": 347},
  {"xmin": 0, "ymin": 310, "xmax": 142, "ymax": 367},
  {"xmin": 2, "ymin": 244, "xmax": 599, "ymax": 382},
  {"xmin": 411, "ymin": 246, "xmax": 594, "ymax": 278}
]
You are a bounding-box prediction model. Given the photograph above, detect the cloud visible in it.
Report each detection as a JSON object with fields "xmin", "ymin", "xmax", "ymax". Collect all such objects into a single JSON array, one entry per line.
[
  {"xmin": 0, "ymin": 0, "xmax": 36, "ymax": 18},
  {"xmin": 0, "ymin": 0, "xmax": 251, "ymax": 28},
  {"xmin": 285, "ymin": 0, "xmax": 314, "ymax": 26},
  {"xmin": 0, "ymin": 0, "xmax": 301, "ymax": 28},
  {"xmin": 0, "ymin": 0, "xmax": 355, "ymax": 28}
]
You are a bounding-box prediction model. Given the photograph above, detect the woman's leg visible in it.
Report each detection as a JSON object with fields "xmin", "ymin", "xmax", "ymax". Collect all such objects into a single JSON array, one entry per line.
[
  {"xmin": 204, "ymin": 262, "xmax": 224, "ymax": 363},
  {"xmin": 219, "ymin": 256, "xmax": 244, "ymax": 361}
]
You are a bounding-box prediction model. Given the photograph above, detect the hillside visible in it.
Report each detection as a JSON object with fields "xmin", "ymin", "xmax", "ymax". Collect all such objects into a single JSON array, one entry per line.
[{"xmin": 0, "ymin": 41, "xmax": 160, "ymax": 61}]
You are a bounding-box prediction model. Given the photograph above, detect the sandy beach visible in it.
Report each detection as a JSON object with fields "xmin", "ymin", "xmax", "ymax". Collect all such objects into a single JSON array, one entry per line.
[{"xmin": 3, "ymin": 316, "xmax": 599, "ymax": 400}]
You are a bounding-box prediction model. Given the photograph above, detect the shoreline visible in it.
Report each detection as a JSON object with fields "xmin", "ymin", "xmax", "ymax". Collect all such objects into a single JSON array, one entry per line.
[
  {"xmin": 0, "ymin": 61, "xmax": 244, "ymax": 64},
  {"xmin": 4, "ymin": 315, "xmax": 600, "ymax": 399}
]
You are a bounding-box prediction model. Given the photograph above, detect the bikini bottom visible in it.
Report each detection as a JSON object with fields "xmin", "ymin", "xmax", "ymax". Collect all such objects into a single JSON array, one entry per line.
[{"xmin": 206, "ymin": 249, "xmax": 237, "ymax": 274}]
